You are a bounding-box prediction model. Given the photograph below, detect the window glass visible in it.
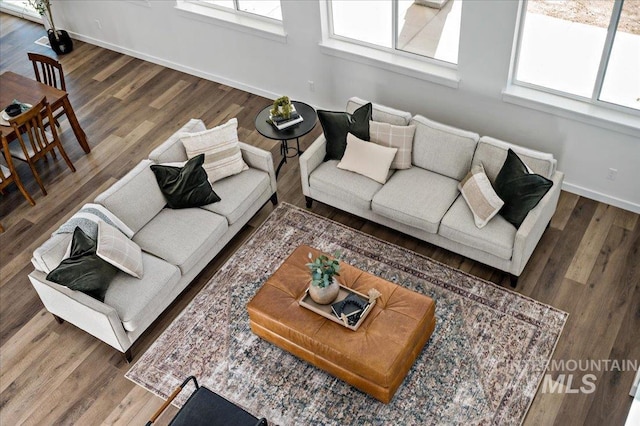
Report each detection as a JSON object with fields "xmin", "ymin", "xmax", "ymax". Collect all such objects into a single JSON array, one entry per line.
[
  {"xmin": 599, "ymin": 0, "xmax": 640, "ymax": 110},
  {"xmin": 331, "ymin": 0, "xmax": 392, "ymax": 48},
  {"xmin": 330, "ymin": 0, "xmax": 461, "ymax": 63},
  {"xmin": 237, "ymin": 1, "xmax": 282, "ymax": 21},
  {"xmin": 516, "ymin": 0, "xmax": 614, "ymax": 98},
  {"xmin": 396, "ymin": 0, "xmax": 461, "ymax": 63}
]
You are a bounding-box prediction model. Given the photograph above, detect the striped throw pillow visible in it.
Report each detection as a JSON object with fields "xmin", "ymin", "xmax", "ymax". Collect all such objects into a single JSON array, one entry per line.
[
  {"xmin": 458, "ymin": 164, "xmax": 504, "ymax": 229},
  {"xmin": 179, "ymin": 118, "xmax": 248, "ymax": 183},
  {"xmin": 369, "ymin": 121, "xmax": 416, "ymax": 169}
]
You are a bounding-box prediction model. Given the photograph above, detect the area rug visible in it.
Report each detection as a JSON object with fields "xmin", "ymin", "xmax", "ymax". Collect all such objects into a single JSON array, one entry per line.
[{"xmin": 126, "ymin": 202, "xmax": 567, "ymax": 425}]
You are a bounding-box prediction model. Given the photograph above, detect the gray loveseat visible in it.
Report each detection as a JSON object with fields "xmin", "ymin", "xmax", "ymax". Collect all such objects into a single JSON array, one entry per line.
[
  {"xmin": 300, "ymin": 97, "xmax": 563, "ymax": 286},
  {"xmin": 28, "ymin": 118, "xmax": 277, "ymax": 361}
]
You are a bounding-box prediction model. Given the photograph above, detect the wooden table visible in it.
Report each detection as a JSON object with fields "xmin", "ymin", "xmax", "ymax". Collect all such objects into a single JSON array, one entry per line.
[{"xmin": 0, "ymin": 71, "xmax": 90, "ymax": 153}]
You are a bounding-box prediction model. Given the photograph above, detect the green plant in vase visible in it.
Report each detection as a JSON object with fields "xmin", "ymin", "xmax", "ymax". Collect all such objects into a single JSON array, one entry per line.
[
  {"xmin": 270, "ymin": 95, "xmax": 292, "ymax": 119},
  {"xmin": 306, "ymin": 251, "xmax": 341, "ymax": 304}
]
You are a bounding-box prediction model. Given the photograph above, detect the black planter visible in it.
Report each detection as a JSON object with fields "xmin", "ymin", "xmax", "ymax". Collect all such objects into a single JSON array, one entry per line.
[{"xmin": 47, "ymin": 29, "xmax": 74, "ymax": 55}]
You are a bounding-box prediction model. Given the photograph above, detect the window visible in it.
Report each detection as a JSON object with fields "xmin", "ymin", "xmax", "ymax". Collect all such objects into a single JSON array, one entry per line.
[
  {"xmin": 514, "ymin": 0, "xmax": 639, "ymax": 111},
  {"xmin": 200, "ymin": 0, "xmax": 281, "ymax": 21},
  {"xmin": 329, "ymin": 0, "xmax": 462, "ymax": 65}
]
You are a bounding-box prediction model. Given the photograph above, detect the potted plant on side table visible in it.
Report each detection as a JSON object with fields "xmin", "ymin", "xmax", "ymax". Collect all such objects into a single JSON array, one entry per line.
[
  {"xmin": 29, "ymin": 0, "xmax": 74, "ymax": 54},
  {"xmin": 306, "ymin": 251, "xmax": 341, "ymax": 305}
]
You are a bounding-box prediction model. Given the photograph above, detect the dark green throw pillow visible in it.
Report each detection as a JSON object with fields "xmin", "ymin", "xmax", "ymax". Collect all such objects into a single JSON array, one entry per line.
[
  {"xmin": 494, "ymin": 149, "xmax": 553, "ymax": 229},
  {"xmin": 151, "ymin": 154, "xmax": 221, "ymax": 209},
  {"xmin": 318, "ymin": 102, "xmax": 372, "ymax": 161},
  {"xmin": 46, "ymin": 227, "xmax": 119, "ymax": 302}
]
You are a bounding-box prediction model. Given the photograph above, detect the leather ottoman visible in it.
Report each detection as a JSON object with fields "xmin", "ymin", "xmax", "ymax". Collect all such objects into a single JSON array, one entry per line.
[{"xmin": 247, "ymin": 245, "xmax": 436, "ymax": 403}]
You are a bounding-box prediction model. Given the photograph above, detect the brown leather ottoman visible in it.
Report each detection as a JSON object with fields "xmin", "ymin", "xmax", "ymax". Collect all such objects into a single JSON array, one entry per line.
[{"xmin": 247, "ymin": 245, "xmax": 436, "ymax": 403}]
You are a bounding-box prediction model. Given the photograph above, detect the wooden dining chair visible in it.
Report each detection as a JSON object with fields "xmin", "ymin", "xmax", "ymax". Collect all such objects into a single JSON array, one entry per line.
[
  {"xmin": 27, "ymin": 52, "xmax": 67, "ymax": 127},
  {"xmin": 1, "ymin": 131, "xmax": 36, "ymax": 206},
  {"xmin": 8, "ymin": 97, "xmax": 76, "ymax": 196}
]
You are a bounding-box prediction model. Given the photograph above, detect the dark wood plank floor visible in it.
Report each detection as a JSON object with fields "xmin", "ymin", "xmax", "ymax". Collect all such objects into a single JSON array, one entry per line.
[{"xmin": 1, "ymin": 13, "xmax": 638, "ymax": 426}]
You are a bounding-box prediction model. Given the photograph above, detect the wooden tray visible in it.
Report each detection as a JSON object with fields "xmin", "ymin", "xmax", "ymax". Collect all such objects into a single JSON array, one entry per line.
[{"xmin": 299, "ymin": 284, "xmax": 375, "ymax": 331}]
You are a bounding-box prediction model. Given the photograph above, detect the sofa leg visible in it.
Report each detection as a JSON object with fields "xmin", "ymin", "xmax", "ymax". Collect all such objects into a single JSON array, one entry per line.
[
  {"xmin": 52, "ymin": 314, "xmax": 64, "ymax": 324},
  {"xmin": 305, "ymin": 196, "xmax": 313, "ymax": 208},
  {"xmin": 270, "ymin": 192, "xmax": 278, "ymax": 206},
  {"xmin": 122, "ymin": 349, "xmax": 133, "ymax": 363},
  {"xmin": 509, "ymin": 274, "xmax": 518, "ymax": 288}
]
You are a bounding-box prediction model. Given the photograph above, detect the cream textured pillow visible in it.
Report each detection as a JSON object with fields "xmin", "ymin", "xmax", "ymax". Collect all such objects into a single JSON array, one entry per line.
[
  {"xmin": 337, "ymin": 133, "xmax": 397, "ymax": 184},
  {"xmin": 369, "ymin": 121, "xmax": 416, "ymax": 169},
  {"xmin": 96, "ymin": 220, "xmax": 144, "ymax": 278},
  {"xmin": 179, "ymin": 118, "xmax": 248, "ymax": 183},
  {"xmin": 458, "ymin": 164, "xmax": 504, "ymax": 229}
]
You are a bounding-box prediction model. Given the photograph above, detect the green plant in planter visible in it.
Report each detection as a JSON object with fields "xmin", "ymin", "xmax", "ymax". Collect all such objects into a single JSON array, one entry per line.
[
  {"xmin": 306, "ymin": 251, "xmax": 341, "ymax": 288},
  {"xmin": 28, "ymin": 0, "xmax": 57, "ymax": 37},
  {"xmin": 270, "ymin": 95, "xmax": 292, "ymax": 119}
]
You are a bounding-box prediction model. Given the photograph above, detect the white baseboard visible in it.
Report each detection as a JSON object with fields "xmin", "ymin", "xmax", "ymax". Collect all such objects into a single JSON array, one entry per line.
[
  {"xmin": 562, "ymin": 181, "xmax": 640, "ymax": 214},
  {"xmin": 67, "ymin": 31, "xmax": 281, "ymax": 102}
]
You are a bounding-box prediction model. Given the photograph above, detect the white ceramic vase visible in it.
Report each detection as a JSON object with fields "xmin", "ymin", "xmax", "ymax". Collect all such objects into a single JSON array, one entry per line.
[{"xmin": 308, "ymin": 277, "xmax": 340, "ymax": 305}]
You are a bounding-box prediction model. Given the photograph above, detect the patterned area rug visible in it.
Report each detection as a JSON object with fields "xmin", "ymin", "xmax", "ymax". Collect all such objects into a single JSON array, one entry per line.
[{"xmin": 126, "ymin": 203, "xmax": 567, "ymax": 425}]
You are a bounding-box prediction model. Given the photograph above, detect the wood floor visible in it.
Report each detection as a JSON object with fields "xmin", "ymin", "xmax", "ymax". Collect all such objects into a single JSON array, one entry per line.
[{"xmin": 1, "ymin": 13, "xmax": 638, "ymax": 426}]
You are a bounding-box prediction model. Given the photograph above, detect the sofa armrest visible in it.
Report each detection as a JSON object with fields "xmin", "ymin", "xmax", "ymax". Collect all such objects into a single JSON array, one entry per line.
[
  {"xmin": 299, "ymin": 135, "xmax": 327, "ymax": 197},
  {"xmin": 511, "ymin": 171, "xmax": 564, "ymax": 276},
  {"xmin": 239, "ymin": 142, "xmax": 277, "ymax": 195},
  {"xmin": 28, "ymin": 270, "xmax": 132, "ymax": 353}
]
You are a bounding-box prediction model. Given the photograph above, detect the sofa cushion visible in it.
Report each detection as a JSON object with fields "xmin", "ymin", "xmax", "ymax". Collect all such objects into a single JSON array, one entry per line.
[
  {"xmin": 494, "ymin": 149, "xmax": 553, "ymax": 229},
  {"xmin": 458, "ymin": 164, "xmax": 504, "ymax": 229},
  {"xmin": 133, "ymin": 208, "xmax": 228, "ymax": 274},
  {"xmin": 104, "ymin": 252, "xmax": 181, "ymax": 332},
  {"xmin": 179, "ymin": 118, "xmax": 249, "ymax": 183},
  {"xmin": 95, "ymin": 160, "xmax": 167, "ymax": 233},
  {"xmin": 346, "ymin": 97, "xmax": 412, "ymax": 126},
  {"xmin": 472, "ymin": 136, "xmax": 557, "ymax": 182},
  {"xmin": 371, "ymin": 167, "xmax": 459, "ymax": 234},
  {"xmin": 440, "ymin": 196, "xmax": 516, "ymax": 260},
  {"xmin": 309, "ymin": 160, "xmax": 386, "ymax": 211},
  {"xmin": 337, "ymin": 133, "xmax": 397, "ymax": 184},
  {"xmin": 148, "ymin": 118, "xmax": 206, "ymax": 164},
  {"xmin": 46, "ymin": 227, "xmax": 119, "ymax": 302},
  {"xmin": 410, "ymin": 115, "xmax": 479, "ymax": 181},
  {"xmin": 318, "ymin": 102, "xmax": 372, "ymax": 161},
  {"xmin": 96, "ymin": 220, "xmax": 144, "ymax": 279},
  {"xmin": 151, "ymin": 154, "xmax": 221, "ymax": 209},
  {"xmin": 201, "ymin": 168, "xmax": 271, "ymax": 225},
  {"xmin": 369, "ymin": 121, "xmax": 416, "ymax": 169}
]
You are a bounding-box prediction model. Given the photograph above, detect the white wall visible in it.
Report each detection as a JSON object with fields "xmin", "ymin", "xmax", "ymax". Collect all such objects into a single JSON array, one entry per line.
[{"xmin": 49, "ymin": 0, "xmax": 639, "ymax": 212}]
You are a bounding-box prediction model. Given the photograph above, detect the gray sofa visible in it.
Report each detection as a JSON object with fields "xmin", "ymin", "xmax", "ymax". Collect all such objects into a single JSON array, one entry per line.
[
  {"xmin": 300, "ymin": 97, "xmax": 563, "ymax": 285},
  {"xmin": 28, "ymin": 119, "xmax": 277, "ymax": 361}
]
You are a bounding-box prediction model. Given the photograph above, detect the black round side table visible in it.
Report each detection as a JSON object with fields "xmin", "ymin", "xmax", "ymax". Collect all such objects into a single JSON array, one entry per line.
[{"xmin": 254, "ymin": 101, "xmax": 317, "ymax": 178}]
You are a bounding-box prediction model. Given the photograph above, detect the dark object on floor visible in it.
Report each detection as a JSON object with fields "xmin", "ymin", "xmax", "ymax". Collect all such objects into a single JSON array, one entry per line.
[
  {"xmin": 48, "ymin": 29, "xmax": 73, "ymax": 54},
  {"xmin": 146, "ymin": 376, "xmax": 267, "ymax": 426}
]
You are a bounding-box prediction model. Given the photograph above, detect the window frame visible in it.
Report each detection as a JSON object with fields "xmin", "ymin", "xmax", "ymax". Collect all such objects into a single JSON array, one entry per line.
[
  {"xmin": 175, "ymin": 0, "xmax": 286, "ymax": 42},
  {"xmin": 194, "ymin": 0, "xmax": 282, "ymax": 23},
  {"xmin": 326, "ymin": 0, "xmax": 460, "ymax": 68},
  {"xmin": 511, "ymin": 0, "xmax": 638, "ymax": 115}
]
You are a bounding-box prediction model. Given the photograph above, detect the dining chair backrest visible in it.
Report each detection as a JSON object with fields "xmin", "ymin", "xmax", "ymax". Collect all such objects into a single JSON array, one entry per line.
[
  {"xmin": 0, "ymin": 131, "xmax": 35, "ymax": 205},
  {"xmin": 7, "ymin": 96, "xmax": 75, "ymax": 196},
  {"xmin": 28, "ymin": 52, "xmax": 66, "ymax": 91},
  {"xmin": 9, "ymin": 97, "xmax": 60, "ymax": 161}
]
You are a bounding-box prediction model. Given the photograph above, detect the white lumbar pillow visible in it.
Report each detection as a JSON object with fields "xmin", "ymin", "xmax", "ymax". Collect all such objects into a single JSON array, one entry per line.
[
  {"xmin": 337, "ymin": 133, "xmax": 398, "ymax": 184},
  {"xmin": 96, "ymin": 220, "xmax": 144, "ymax": 278},
  {"xmin": 179, "ymin": 118, "xmax": 248, "ymax": 183}
]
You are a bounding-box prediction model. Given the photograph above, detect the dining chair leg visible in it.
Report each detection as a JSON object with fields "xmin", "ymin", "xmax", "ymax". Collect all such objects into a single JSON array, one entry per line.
[
  {"xmin": 56, "ymin": 145, "xmax": 76, "ymax": 172},
  {"xmin": 27, "ymin": 159, "xmax": 48, "ymax": 195},
  {"xmin": 16, "ymin": 178, "xmax": 36, "ymax": 206}
]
